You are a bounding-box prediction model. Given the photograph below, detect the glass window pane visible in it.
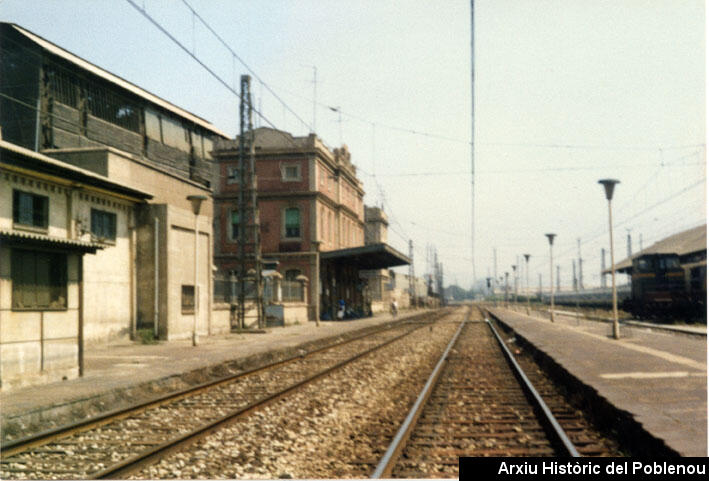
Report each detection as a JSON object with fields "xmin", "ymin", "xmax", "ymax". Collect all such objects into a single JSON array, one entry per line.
[
  {"xmin": 161, "ymin": 116, "xmax": 190, "ymax": 152},
  {"xmin": 17, "ymin": 191, "xmax": 34, "ymax": 225},
  {"xmin": 231, "ymin": 211, "xmax": 240, "ymax": 239},
  {"xmin": 203, "ymin": 137, "xmax": 213, "ymax": 160},
  {"xmin": 145, "ymin": 109, "xmax": 162, "ymax": 141},
  {"xmin": 35, "ymin": 253, "xmax": 51, "ymax": 307}
]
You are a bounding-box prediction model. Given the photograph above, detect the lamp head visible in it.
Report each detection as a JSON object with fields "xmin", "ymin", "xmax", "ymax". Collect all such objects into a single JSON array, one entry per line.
[
  {"xmin": 545, "ymin": 233, "xmax": 556, "ymax": 245},
  {"xmin": 524, "ymin": 253, "xmax": 530, "ymax": 262},
  {"xmin": 598, "ymin": 179, "xmax": 620, "ymax": 200},
  {"xmin": 187, "ymin": 195, "xmax": 208, "ymax": 215}
]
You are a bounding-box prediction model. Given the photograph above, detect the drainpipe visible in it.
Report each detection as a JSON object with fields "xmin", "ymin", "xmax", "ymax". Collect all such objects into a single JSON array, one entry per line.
[
  {"xmin": 154, "ymin": 216, "xmax": 159, "ymax": 338},
  {"xmin": 78, "ymin": 255, "xmax": 84, "ymax": 377}
]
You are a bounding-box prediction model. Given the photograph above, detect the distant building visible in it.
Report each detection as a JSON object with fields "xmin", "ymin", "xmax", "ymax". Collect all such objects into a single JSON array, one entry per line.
[
  {"xmin": 212, "ymin": 127, "xmax": 409, "ymax": 321},
  {"xmin": 0, "ymin": 23, "xmax": 229, "ymax": 389}
]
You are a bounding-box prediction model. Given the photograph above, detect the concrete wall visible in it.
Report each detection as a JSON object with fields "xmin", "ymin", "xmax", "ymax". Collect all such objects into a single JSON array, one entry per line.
[
  {"xmin": 0, "ymin": 248, "xmax": 81, "ymax": 390},
  {"xmin": 211, "ymin": 303, "xmax": 232, "ymax": 335},
  {"xmin": 46, "ymin": 148, "xmax": 214, "ymax": 342},
  {"xmin": 75, "ymin": 193, "xmax": 134, "ymax": 344}
]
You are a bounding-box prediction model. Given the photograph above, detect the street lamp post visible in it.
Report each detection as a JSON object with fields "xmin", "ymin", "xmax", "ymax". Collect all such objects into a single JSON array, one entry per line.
[
  {"xmin": 523, "ymin": 254, "xmax": 531, "ymax": 315},
  {"xmin": 545, "ymin": 234, "xmax": 556, "ymax": 322},
  {"xmin": 187, "ymin": 195, "xmax": 207, "ymax": 347},
  {"xmin": 504, "ymin": 271, "xmax": 509, "ymax": 308},
  {"xmin": 599, "ymin": 179, "xmax": 621, "ymax": 339}
]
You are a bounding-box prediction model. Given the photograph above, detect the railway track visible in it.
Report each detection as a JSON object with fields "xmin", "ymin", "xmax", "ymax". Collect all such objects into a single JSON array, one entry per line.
[
  {"xmin": 1, "ymin": 310, "xmax": 449, "ymax": 480},
  {"xmin": 372, "ymin": 308, "xmax": 622, "ymax": 479}
]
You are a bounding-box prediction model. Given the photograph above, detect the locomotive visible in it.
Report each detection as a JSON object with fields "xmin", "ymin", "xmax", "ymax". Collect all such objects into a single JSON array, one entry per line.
[{"xmin": 622, "ymin": 253, "xmax": 706, "ymax": 321}]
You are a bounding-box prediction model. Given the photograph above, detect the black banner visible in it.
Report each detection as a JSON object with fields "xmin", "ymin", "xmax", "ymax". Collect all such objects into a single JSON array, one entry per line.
[{"xmin": 459, "ymin": 458, "xmax": 708, "ymax": 480}]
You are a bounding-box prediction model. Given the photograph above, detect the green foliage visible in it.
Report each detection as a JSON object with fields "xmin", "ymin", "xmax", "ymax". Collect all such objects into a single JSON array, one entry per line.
[{"xmin": 136, "ymin": 328, "xmax": 158, "ymax": 344}]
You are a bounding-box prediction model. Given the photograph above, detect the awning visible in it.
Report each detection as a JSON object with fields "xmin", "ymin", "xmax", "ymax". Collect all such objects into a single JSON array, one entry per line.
[
  {"xmin": 320, "ymin": 243, "xmax": 410, "ymax": 270},
  {"xmin": 0, "ymin": 230, "xmax": 103, "ymax": 254}
]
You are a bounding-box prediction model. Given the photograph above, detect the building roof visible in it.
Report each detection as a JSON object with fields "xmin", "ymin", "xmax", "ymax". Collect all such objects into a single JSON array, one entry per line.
[
  {"xmin": 320, "ymin": 243, "xmax": 411, "ymax": 270},
  {"xmin": 6, "ymin": 23, "xmax": 229, "ymax": 139},
  {"xmin": 1, "ymin": 140, "xmax": 153, "ymax": 201},
  {"xmin": 604, "ymin": 224, "xmax": 707, "ymax": 274}
]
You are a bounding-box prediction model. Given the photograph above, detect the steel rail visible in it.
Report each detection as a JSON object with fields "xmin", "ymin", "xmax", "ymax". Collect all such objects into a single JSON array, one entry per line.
[
  {"xmin": 485, "ymin": 317, "xmax": 581, "ymax": 457},
  {"xmin": 371, "ymin": 320, "xmax": 466, "ymax": 478},
  {"xmin": 2, "ymin": 311, "xmax": 434, "ymax": 458},
  {"xmin": 90, "ymin": 321, "xmax": 437, "ymax": 479}
]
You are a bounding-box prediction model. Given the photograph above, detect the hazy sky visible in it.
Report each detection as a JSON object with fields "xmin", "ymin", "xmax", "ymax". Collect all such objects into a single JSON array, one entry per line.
[{"xmin": 3, "ymin": 0, "xmax": 705, "ymax": 290}]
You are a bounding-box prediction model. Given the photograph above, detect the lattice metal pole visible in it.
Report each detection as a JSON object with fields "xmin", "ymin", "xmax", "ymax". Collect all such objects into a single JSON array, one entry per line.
[{"xmin": 237, "ymin": 75, "xmax": 263, "ymax": 329}]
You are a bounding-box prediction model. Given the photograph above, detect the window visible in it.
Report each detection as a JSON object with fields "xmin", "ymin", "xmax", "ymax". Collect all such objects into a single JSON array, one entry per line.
[
  {"xmin": 182, "ymin": 285, "xmax": 195, "ymax": 313},
  {"xmin": 85, "ymin": 83, "xmax": 140, "ymax": 132},
  {"xmin": 227, "ymin": 166, "xmax": 240, "ymax": 184},
  {"xmin": 48, "ymin": 68, "xmax": 78, "ymax": 107},
  {"xmin": 285, "ymin": 269, "xmax": 301, "ymax": 281},
  {"xmin": 284, "ymin": 208, "xmax": 301, "ymax": 238},
  {"xmin": 230, "ymin": 211, "xmax": 240, "ymax": 240},
  {"xmin": 12, "ymin": 250, "xmax": 67, "ymax": 310},
  {"xmin": 145, "ymin": 109, "xmax": 162, "ymax": 141},
  {"xmin": 91, "ymin": 209, "xmax": 117, "ymax": 241},
  {"xmin": 281, "ymin": 163, "xmax": 301, "ymax": 181},
  {"xmin": 161, "ymin": 116, "xmax": 190, "ymax": 152},
  {"xmin": 13, "ymin": 190, "xmax": 48, "ymax": 229}
]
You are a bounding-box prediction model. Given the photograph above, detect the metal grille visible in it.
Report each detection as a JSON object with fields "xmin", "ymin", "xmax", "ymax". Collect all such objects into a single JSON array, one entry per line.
[
  {"xmin": 48, "ymin": 68, "xmax": 77, "ymax": 107},
  {"xmin": 282, "ymin": 280, "xmax": 304, "ymax": 302},
  {"xmin": 85, "ymin": 83, "xmax": 140, "ymax": 132}
]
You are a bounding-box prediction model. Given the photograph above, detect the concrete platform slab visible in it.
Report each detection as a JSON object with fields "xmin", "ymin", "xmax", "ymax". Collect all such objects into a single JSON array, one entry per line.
[{"xmin": 486, "ymin": 307, "xmax": 707, "ymax": 457}]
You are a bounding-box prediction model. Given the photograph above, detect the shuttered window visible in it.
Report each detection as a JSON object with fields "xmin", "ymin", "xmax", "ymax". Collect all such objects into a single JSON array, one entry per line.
[
  {"xmin": 91, "ymin": 209, "xmax": 117, "ymax": 241},
  {"xmin": 11, "ymin": 250, "xmax": 67, "ymax": 310},
  {"xmin": 284, "ymin": 208, "xmax": 301, "ymax": 238},
  {"xmin": 13, "ymin": 190, "xmax": 48, "ymax": 229}
]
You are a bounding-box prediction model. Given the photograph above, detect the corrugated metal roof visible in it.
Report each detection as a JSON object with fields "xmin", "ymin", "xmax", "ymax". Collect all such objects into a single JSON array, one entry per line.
[
  {"xmin": 0, "ymin": 229, "xmax": 104, "ymax": 253},
  {"xmin": 605, "ymin": 224, "xmax": 707, "ymax": 273},
  {"xmin": 8, "ymin": 23, "xmax": 229, "ymax": 139}
]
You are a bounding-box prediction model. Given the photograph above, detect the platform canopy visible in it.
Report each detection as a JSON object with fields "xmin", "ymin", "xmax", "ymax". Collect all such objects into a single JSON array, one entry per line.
[
  {"xmin": 603, "ymin": 224, "xmax": 706, "ymax": 274},
  {"xmin": 320, "ymin": 243, "xmax": 411, "ymax": 270}
]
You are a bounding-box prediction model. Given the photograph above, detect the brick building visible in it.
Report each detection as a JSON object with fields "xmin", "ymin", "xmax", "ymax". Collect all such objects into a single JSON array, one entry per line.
[{"xmin": 212, "ymin": 127, "xmax": 409, "ymax": 321}]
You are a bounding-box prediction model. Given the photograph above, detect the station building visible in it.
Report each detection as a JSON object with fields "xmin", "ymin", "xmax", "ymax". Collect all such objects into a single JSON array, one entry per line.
[
  {"xmin": 0, "ymin": 23, "xmax": 228, "ymax": 389},
  {"xmin": 212, "ymin": 128, "xmax": 410, "ymax": 322}
]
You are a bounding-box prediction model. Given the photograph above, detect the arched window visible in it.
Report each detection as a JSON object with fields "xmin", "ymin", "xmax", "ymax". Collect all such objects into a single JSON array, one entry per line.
[
  {"xmin": 285, "ymin": 269, "xmax": 301, "ymax": 281},
  {"xmin": 284, "ymin": 207, "xmax": 301, "ymax": 238}
]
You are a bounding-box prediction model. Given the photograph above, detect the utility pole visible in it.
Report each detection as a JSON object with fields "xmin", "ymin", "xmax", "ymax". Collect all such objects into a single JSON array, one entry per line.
[
  {"xmin": 626, "ymin": 228, "xmax": 632, "ymax": 258},
  {"xmin": 408, "ymin": 239, "xmax": 415, "ymax": 308},
  {"xmin": 577, "ymin": 238, "xmax": 584, "ymax": 290},
  {"xmin": 572, "ymin": 259, "xmax": 577, "ymax": 291},
  {"xmin": 493, "ymin": 247, "xmax": 498, "ymax": 292},
  {"xmin": 538, "ymin": 272, "xmax": 542, "ymax": 298},
  {"xmin": 236, "ymin": 75, "xmax": 263, "ymax": 330},
  {"xmin": 470, "ymin": 0, "xmax": 476, "ymax": 285}
]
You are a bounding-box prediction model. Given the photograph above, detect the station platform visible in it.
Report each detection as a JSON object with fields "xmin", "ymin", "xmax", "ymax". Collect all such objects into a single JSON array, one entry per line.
[
  {"xmin": 486, "ymin": 306, "xmax": 707, "ymax": 457},
  {"xmin": 1, "ymin": 310, "xmax": 424, "ymax": 441}
]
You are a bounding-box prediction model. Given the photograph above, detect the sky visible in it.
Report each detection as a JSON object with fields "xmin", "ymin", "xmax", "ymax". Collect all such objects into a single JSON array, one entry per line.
[{"xmin": 2, "ymin": 0, "xmax": 705, "ymax": 291}]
